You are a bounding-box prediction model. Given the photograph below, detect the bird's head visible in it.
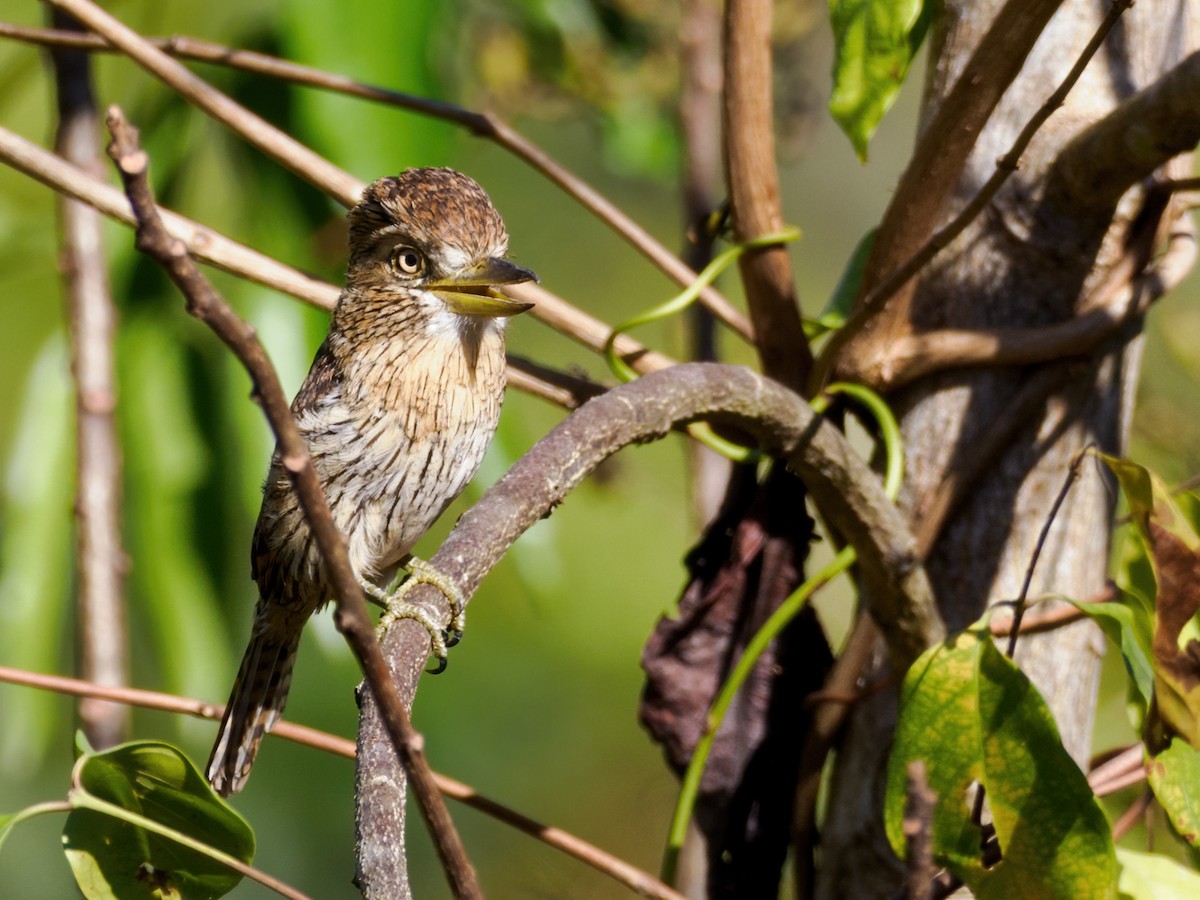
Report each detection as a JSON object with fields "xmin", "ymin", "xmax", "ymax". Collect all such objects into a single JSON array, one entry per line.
[{"xmin": 345, "ymin": 168, "xmax": 537, "ymax": 318}]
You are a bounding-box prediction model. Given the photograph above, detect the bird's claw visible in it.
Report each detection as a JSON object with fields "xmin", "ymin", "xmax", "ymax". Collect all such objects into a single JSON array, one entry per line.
[{"xmin": 362, "ymin": 558, "xmax": 465, "ymax": 674}]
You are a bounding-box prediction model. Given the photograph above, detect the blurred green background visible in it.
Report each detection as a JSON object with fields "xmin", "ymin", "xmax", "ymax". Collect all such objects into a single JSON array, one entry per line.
[{"xmin": 0, "ymin": 1, "xmax": 1196, "ymax": 897}]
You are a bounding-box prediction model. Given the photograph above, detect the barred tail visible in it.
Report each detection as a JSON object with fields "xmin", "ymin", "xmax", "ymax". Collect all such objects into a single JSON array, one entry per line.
[{"xmin": 207, "ymin": 623, "xmax": 302, "ymax": 797}]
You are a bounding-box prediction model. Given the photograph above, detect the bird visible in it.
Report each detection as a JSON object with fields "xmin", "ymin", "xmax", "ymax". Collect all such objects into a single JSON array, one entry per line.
[{"xmin": 207, "ymin": 168, "xmax": 536, "ymax": 797}]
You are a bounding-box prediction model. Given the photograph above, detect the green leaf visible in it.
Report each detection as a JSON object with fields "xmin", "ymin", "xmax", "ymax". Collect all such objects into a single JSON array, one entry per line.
[
  {"xmin": 1146, "ymin": 738, "xmax": 1200, "ymax": 846},
  {"xmin": 1066, "ymin": 594, "xmax": 1155, "ymax": 721},
  {"xmin": 1101, "ymin": 455, "xmax": 1200, "ymax": 748},
  {"xmin": 828, "ymin": 0, "xmax": 930, "ymax": 161},
  {"xmin": 63, "ymin": 741, "xmax": 254, "ymax": 900},
  {"xmin": 1117, "ymin": 848, "xmax": 1200, "ymax": 899},
  {"xmin": 885, "ymin": 628, "xmax": 1117, "ymax": 898}
]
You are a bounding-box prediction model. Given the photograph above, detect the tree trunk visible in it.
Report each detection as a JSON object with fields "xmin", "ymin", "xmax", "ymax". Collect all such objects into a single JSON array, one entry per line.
[{"xmin": 817, "ymin": 3, "xmax": 1197, "ymax": 896}]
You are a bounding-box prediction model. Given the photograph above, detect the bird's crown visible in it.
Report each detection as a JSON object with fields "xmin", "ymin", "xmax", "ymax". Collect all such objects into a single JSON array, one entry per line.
[{"xmin": 347, "ymin": 168, "xmax": 508, "ymax": 273}]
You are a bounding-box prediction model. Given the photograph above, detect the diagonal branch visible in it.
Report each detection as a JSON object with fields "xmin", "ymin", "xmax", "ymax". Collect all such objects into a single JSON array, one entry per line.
[
  {"xmin": 4, "ymin": 17, "xmax": 751, "ymax": 339},
  {"xmin": 813, "ymin": 0, "xmax": 1067, "ymax": 387},
  {"xmin": 0, "ymin": 664, "xmax": 684, "ymax": 900},
  {"xmin": 44, "ymin": 0, "xmax": 361, "ymax": 205},
  {"xmin": 103, "ymin": 107, "xmax": 481, "ymax": 900},
  {"xmin": 0, "ymin": 123, "xmax": 675, "ymax": 391}
]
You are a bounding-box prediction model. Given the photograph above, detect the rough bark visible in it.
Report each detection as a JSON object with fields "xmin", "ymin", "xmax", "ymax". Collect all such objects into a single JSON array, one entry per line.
[{"xmin": 816, "ymin": 3, "xmax": 1198, "ymax": 897}]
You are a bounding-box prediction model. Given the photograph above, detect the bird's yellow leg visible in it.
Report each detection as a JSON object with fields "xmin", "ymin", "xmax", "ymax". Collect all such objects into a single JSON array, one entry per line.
[{"xmin": 364, "ymin": 558, "xmax": 466, "ymax": 674}]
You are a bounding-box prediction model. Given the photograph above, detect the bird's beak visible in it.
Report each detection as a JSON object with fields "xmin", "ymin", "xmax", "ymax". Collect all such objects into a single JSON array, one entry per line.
[{"xmin": 430, "ymin": 258, "xmax": 538, "ymax": 318}]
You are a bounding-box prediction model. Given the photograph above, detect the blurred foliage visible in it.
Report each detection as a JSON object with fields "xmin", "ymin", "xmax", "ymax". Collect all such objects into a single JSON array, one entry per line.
[
  {"xmin": 450, "ymin": 0, "xmax": 825, "ymax": 175},
  {"xmin": 0, "ymin": 0, "xmax": 1198, "ymax": 897}
]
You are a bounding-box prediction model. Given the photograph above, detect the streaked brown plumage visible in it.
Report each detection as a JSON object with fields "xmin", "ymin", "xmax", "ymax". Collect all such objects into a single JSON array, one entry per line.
[{"xmin": 207, "ymin": 168, "xmax": 535, "ymax": 796}]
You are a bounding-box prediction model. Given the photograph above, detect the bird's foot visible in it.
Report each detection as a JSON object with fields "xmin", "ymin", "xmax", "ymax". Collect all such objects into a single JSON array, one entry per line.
[{"xmin": 364, "ymin": 559, "xmax": 465, "ymax": 674}]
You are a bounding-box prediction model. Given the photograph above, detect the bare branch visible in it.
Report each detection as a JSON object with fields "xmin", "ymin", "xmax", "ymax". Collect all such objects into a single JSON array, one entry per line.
[
  {"xmin": 102, "ymin": 108, "xmax": 481, "ymax": 899},
  {"xmin": 1, "ymin": 19, "xmax": 752, "ymax": 339},
  {"xmin": 45, "ymin": 0, "xmax": 361, "ymax": 205},
  {"xmin": 0, "ymin": 122, "xmax": 339, "ymax": 308},
  {"xmin": 1050, "ymin": 50, "xmax": 1200, "ymax": 212},
  {"xmin": 902, "ymin": 761, "xmax": 937, "ymax": 900},
  {"xmin": 0, "ymin": 664, "xmax": 684, "ymax": 900},
  {"xmin": 46, "ymin": 7, "xmax": 128, "ymax": 749},
  {"xmin": 0, "ymin": 125, "xmax": 674, "ymax": 398},
  {"xmin": 722, "ymin": 0, "xmax": 811, "ymax": 391},
  {"xmin": 505, "ymin": 355, "xmax": 607, "ymax": 410}
]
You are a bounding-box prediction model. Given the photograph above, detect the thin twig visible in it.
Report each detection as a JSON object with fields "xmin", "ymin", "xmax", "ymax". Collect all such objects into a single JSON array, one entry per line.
[
  {"xmin": 45, "ymin": 0, "xmax": 361, "ymax": 205},
  {"xmin": 989, "ymin": 583, "xmax": 1118, "ymax": 638},
  {"xmin": 903, "ymin": 761, "xmax": 937, "ymax": 900},
  {"xmin": 0, "ymin": 664, "xmax": 684, "ymax": 900},
  {"xmin": 1087, "ymin": 744, "xmax": 1146, "ymax": 797},
  {"xmin": 1111, "ymin": 790, "xmax": 1154, "ymax": 842},
  {"xmin": 1004, "ymin": 451, "xmax": 1087, "ymax": 658},
  {"xmin": 1163, "ymin": 176, "xmax": 1200, "ymax": 194},
  {"xmin": 505, "ymin": 355, "xmax": 607, "ymax": 410},
  {"xmin": 0, "ymin": 19, "xmax": 751, "ymax": 339},
  {"xmin": 46, "ymin": 6, "xmax": 128, "ymax": 749},
  {"xmin": 0, "ymin": 122, "xmax": 339, "ymax": 308},
  {"xmin": 102, "ymin": 107, "xmax": 481, "ymax": 899}
]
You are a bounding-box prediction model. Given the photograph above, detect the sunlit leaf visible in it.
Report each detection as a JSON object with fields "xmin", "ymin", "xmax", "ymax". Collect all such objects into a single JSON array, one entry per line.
[
  {"xmin": 829, "ymin": 0, "xmax": 931, "ymax": 161},
  {"xmin": 1146, "ymin": 738, "xmax": 1200, "ymax": 847},
  {"xmin": 1101, "ymin": 455, "xmax": 1200, "ymax": 748},
  {"xmin": 1066, "ymin": 594, "xmax": 1154, "ymax": 721},
  {"xmin": 885, "ymin": 628, "xmax": 1116, "ymax": 898},
  {"xmin": 1117, "ymin": 848, "xmax": 1200, "ymax": 899},
  {"xmin": 63, "ymin": 742, "xmax": 254, "ymax": 900}
]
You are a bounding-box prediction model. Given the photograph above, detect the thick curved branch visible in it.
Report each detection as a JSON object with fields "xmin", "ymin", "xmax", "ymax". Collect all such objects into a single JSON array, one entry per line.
[
  {"xmin": 1049, "ymin": 49, "xmax": 1200, "ymax": 212},
  {"xmin": 357, "ymin": 363, "xmax": 943, "ymax": 880}
]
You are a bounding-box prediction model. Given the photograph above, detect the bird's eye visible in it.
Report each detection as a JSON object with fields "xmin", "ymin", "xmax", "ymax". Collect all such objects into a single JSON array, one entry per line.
[{"xmin": 391, "ymin": 246, "xmax": 424, "ymax": 276}]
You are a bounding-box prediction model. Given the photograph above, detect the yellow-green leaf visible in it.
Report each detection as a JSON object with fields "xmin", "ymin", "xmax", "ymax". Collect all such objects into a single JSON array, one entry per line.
[
  {"xmin": 1146, "ymin": 738, "xmax": 1200, "ymax": 847},
  {"xmin": 1101, "ymin": 455, "xmax": 1200, "ymax": 748},
  {"xmin": 885, "ymin": 628, "xmax": 1116, "ymax": 898},
  {"xmin": 1118, "ymin": 848, "xmax": 1200, "ymax": 899}
]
